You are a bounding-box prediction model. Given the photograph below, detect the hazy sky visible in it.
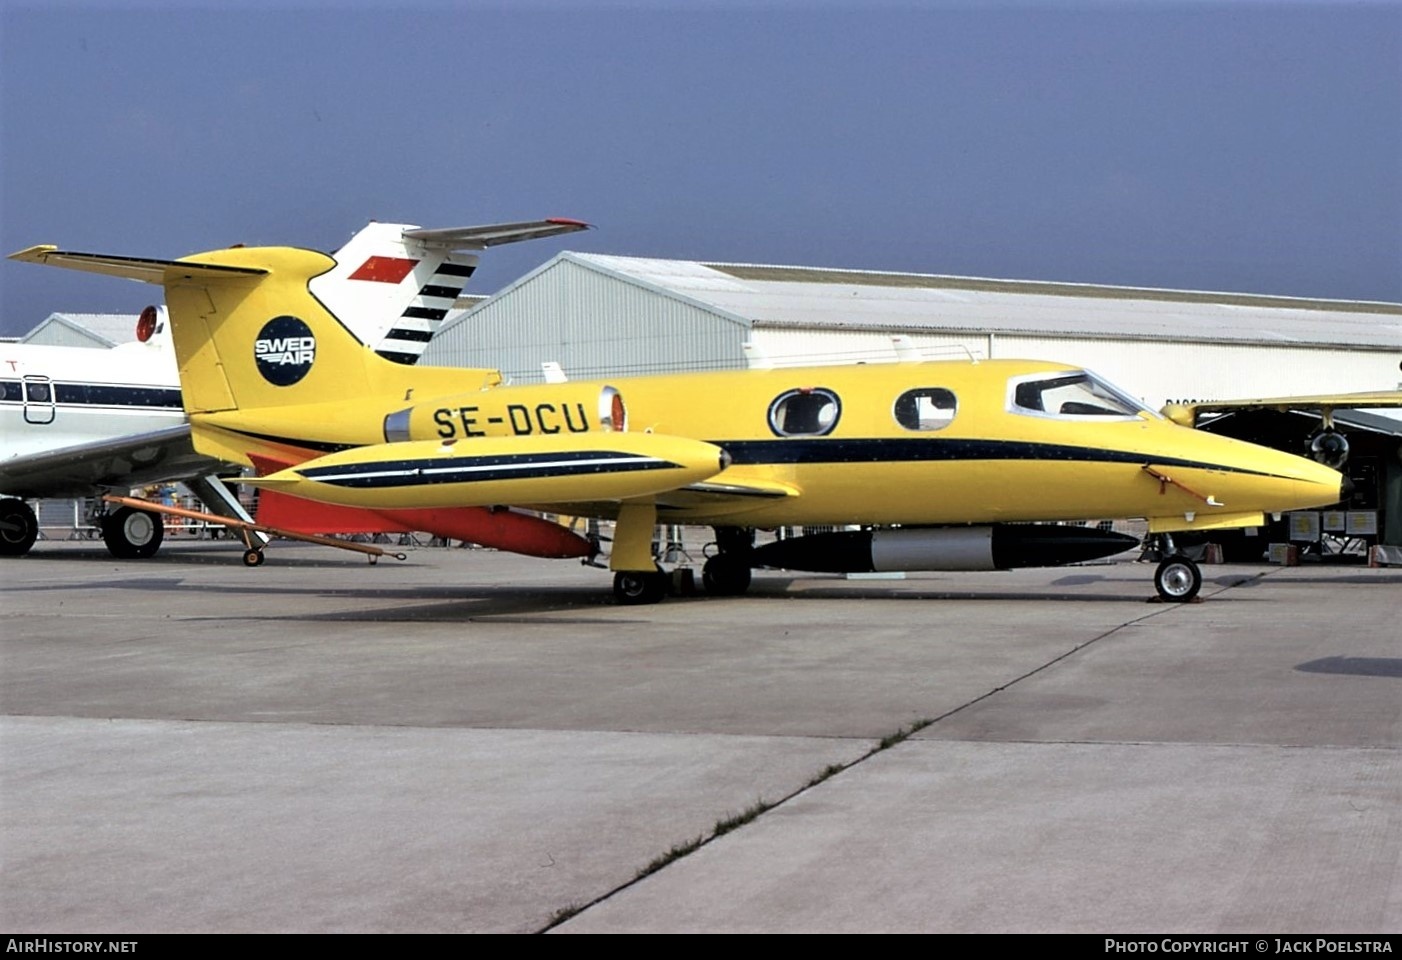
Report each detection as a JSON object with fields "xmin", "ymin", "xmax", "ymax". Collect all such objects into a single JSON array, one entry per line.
[{"xmin": 2, "ymin": 1, "xmax": 1398, "ymax": 337}]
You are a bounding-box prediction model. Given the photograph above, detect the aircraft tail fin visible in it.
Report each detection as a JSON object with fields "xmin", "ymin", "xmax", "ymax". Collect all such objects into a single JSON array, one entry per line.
[
  {"xmin": 12, "ymin": 216, "xmax": 590, "ymax": 368},
  {"xmin": 9, "ymin": 218, "xmax": 590, "ymax": 463},
  {"xmin": 11, "ymin": 240, "xmax": 490, "ymax": 418},
  {"xmin": 315, "ymin": 217, "xmax": 590, "ymax": 365}
]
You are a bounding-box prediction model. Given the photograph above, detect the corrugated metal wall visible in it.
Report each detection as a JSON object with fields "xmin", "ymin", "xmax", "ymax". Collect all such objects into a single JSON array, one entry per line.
[
  {"xmin": 988, "ymin": 336, "xmax": 1398, "ymax": 408},
  {"xmin": 750, "ymin": 329, "xmax": 991, "ymax": 367},
  {"xmin": 22, "ymin": 326, "xmax": 109, "ymax": 349},
  {"xmin": 425, "ymin": 257, "xmax": 1399, "ymax": 407},
  {"xmin": 424, "ymin": 258, "xmax": 751, "ymax": 384}
]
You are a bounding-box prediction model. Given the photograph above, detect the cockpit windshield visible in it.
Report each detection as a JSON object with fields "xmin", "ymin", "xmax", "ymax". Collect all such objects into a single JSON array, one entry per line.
[{"xmin": 1008, "ymin": 370, "xmax": 1153, "ymax": 420}]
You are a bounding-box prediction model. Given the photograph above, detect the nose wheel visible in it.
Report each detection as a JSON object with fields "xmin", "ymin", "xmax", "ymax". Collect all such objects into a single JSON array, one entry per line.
[{"xmin": 1154, "ymin": 555, "xmax": 1202, "ymax": 602}]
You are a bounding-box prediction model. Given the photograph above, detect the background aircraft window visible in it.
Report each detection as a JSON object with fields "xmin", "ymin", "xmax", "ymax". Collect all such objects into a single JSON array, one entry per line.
[
  {"xmin": 893, "ymin": 388, "xmax": 957, "ymax": 431},
  {"xmin": 768, "ymin": 388, "xmax": 841, "ymax": 436},
  {"xmin": 24, "ymin": 381, "xmax": 51, "ymax": 404},
  {"xmin": 1010, "ymin": 372, "xmax": 1143, "ymax": 419}
]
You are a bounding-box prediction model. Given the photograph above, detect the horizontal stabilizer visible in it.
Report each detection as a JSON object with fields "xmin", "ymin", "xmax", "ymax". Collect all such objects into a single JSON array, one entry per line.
[
  {"xmin": 401, "ymin": 218, "xmax": 591, "ymax": 250},
  {"xmin": 8, "ymin": 246, "xmax": 266, "ymax": 284}
]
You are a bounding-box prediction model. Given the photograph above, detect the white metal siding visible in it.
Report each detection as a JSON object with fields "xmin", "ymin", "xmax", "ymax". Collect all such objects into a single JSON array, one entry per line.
[
  {"xmin": 750, "ymin": 329, "xmax": 1398, "ymax": 409},
  {"xmin": 750, "ymin": 329, "xmax": 990, "ymax": 367},
  {"xmin": 989, "ymin": 336, "xmax": 1400, "ymax": 409},
  {"xmin": 425, "ymin": 253, "xmax": 1401, "ymax": 407}
]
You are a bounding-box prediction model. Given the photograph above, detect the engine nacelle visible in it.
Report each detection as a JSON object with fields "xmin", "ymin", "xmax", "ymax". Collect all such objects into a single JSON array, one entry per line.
[{"xmin": 1309, "ymin": 429, "xmax": 1349, "ymax": 469}]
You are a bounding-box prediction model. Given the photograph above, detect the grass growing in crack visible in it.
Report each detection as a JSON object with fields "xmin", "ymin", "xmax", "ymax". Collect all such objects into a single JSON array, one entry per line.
[
  {"xmin": 566, "ymin": 715, "xmax": 949, "ymax": 930},
  {"xmin": 878, "ymin": 728, "xmax": 910, "ymax": 749},
  {"xmin": 633, "ymin": 798, "xmax": 771, "ymax": 882},
  {"xmin": 878, "ymin": 718, "xmax": 935, "ymax": 751},
  {"xmin": 638, "ymin": 835, "xmax": 705, "ymax": 879},
  {"xmin": 550, "ymin": 902, "xmax": 587, "ymax": 925},
  {"xmin": 713, "ymin": 798, "xmax": 767, "ymax": 837}
]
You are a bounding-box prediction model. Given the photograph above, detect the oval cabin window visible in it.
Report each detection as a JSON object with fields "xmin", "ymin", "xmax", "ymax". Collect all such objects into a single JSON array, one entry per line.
[
  {"xmin": 768, "ymin": 388, "xmax": 841, "ymax": 437},
  {"xmin": 893, "ymin": 388, "xmax": 957, "ymax": 431}
]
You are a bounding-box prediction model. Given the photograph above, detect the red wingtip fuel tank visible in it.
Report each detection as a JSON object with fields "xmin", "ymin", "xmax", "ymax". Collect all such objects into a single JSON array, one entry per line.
[
  {"xmin": 253, "ymin": 489, "xmax": 592, "ymax": 558},
  {"xmin": 247, "ymin": 432, "xmax": 728, "ymax": 510}
]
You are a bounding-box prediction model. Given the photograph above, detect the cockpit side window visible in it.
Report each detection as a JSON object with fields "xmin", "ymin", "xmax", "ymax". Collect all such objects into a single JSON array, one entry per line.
[
  {"xmin": 893, "ymin": 388, "xmax": 957, "ymax": 431},
  {"xmin": 1009, "ymin": 371, "xmax": 1148, "ymax": 420},
  {"xmin": 768, "ymin": 388, "xmax": 841, "ymax": 437}
]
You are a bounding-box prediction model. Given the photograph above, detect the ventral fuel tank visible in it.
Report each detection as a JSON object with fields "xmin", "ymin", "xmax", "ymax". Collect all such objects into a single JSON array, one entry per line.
[{"xmin": 748, "ymin": 525, "xmax": 1139, "ymax": 573}]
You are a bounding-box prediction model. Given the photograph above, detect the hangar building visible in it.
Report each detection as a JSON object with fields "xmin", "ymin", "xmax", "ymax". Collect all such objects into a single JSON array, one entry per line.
[
  {"xmin": 18, "ymin": 312, "xmax": 148, "ymax": 348},
  {"xmin": 423, "ymin": 252, "xmax": 1402, "ymax": 410}
]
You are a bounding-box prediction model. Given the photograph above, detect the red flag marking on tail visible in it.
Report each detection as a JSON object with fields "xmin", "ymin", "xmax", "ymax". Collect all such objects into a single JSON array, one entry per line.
[{"xmin": 349, "ymin": 256, "xmax": 420, "ymax": 283}]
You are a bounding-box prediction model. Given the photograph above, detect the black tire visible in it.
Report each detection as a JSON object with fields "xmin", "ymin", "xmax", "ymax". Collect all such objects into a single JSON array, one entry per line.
[
  {"xmin": 0, "ymin": 498, "xmax": 39, "ymax": 557},
  {"xmin": 102, "ymin": 506, "xmax": 164, "ymax": 560},
  {"xmin": 702, "ymin": 554, "xmax": 752, "ymax": 596},
  {"xmin": 613, "ymin": 570, "xmax": 668, "ymax": 605},
  {"xmin": 242, "ymin": 549, "xmax": 265, "ymax": 567},
  {"xmin": 1155, "ymin": 555, "xmax": 1202, "ymax": 602}
]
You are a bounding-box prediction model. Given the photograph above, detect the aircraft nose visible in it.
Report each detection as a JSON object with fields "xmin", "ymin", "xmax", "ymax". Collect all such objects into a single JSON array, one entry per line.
[{"xmin": 1339, "ymin": 474, "xmax": 1355, "ymax": 503}]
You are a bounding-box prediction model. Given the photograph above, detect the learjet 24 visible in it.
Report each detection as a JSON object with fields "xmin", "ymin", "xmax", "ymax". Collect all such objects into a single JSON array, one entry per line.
[{"xmin": 9, "ymin": 238, "xmax": 1348, "ymax": 603}]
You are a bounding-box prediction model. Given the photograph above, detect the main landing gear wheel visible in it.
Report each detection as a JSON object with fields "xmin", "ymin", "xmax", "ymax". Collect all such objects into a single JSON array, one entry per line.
[
  {"xmin": 702, "ymin": 554, "xmax": 752, "ymax": 597},
  {"xmin": 1155, "ymin": 555, "xmax": 1202, "ymax": 603},
  {"xmin": 613, "ymin": 570, "xmax": 668, "ymax": 605},
  {"xmin": 0, "ymin": 498, "xmax": 38, "ymax": 557},
  {"xmin": 242, "ymin": 549, "xmax": 266, "ymax": 567},
  {"xmin": 101, "ymin": 506, "xmax": 164, "ymax": 560}
]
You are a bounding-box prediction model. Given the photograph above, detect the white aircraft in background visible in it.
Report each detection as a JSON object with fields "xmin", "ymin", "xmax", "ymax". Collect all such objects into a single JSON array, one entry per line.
[{"xmin": 0, "ymin": 218, "xmax": 591, "ymax": 558}]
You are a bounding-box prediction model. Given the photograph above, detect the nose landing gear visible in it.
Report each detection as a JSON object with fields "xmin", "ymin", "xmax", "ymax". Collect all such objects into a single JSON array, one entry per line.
[
  {"xmin": 1154, "ymin": 555, "xmax": 1203, "ymax": 602},
  {"xmin": 1151, "ymin": 533, "xmax": 1203, "ymax": 603}
]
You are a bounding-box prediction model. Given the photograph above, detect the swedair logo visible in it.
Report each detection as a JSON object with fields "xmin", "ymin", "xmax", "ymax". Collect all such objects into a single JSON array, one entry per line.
[{"xmin": 254, "ymin": 316, "xmax": 316, "ymax": 386}]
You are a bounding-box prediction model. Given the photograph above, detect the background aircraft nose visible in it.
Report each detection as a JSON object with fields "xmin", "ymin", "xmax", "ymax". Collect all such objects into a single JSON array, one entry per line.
[{"xmin": 1339, "ymin": 475, "xmax": 1355, "ymax": 502}]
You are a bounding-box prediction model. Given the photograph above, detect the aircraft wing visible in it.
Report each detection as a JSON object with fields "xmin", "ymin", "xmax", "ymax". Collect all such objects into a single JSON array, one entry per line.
[
  {"xmin": 0, "ymin": 424, "xmax": 222, "ymax": 498},
  {"xmin": 7, "ymin": 246, "xmax": 267, "ymax": 284},
  {"xmin": 1162, "ymin": 391, "xmax": 1402, "ymax": 427},
  {"xmin": 528, "ymin": 478, "xmax": 802, "ymax": 523},
  {"xmin": 660, "ymin": 478, "xmax": 799, "ymax": 505}
]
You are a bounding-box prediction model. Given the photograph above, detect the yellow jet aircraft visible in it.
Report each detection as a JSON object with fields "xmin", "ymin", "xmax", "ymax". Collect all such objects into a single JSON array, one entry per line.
[{"xmin": 11, "ymin": 240, "xmax": 1348, "ymax": 604}]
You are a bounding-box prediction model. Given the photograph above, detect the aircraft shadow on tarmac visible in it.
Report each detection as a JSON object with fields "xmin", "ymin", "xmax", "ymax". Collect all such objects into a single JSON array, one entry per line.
[
  {"xmin": 15, "ymin": 543, "xmax": 408, "ymax": 568},
  {"xmin": 728, "ymin": 575, "xmax": 1166, "ymax": 604},
  {"xmin": 11, "ymin": 572, "xmax": 635, "ymax": 622},
  {"xmin": 1267, "ymin": 572, "xmax": 1402, "ymax": 585},
  {"xmin": 8, "ymin": 565, "xmax": 1176, "ymax": 619},
  {"xmin": 13, "ymin": 550, "xmax": 1395, "ymax": 617},
  {"xmin": 1295, "ymin": 656, "xmax": 1402, "ymax": 679}
]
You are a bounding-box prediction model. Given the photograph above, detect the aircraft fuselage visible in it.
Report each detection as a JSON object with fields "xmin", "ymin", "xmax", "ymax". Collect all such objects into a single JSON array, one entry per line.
[{"xmin": 210, "ymin": 359, "xmax": 1346, "ymax": 534}]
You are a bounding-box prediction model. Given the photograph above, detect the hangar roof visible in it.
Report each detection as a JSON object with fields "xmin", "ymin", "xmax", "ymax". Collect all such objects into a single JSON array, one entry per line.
[
  {"xmin": 21, "ymin": 312, "xmax": 142, "ymax": 347},
  {"xmin": 557, "ymin": 253, "xmax": 1402, "ymax": 350}
]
